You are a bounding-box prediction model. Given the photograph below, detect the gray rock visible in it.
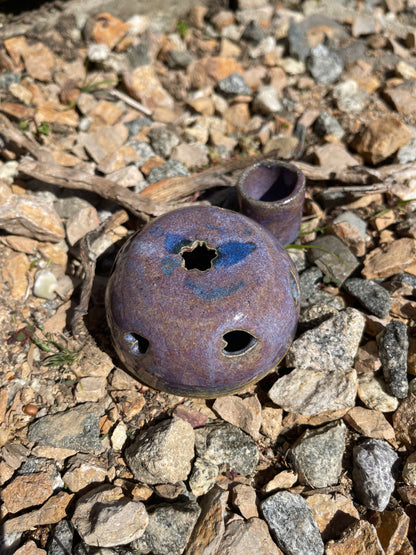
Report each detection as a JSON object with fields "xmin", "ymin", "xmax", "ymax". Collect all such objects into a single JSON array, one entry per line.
[
  {"xmin": 261, "ymin": 491, "xmax": 324, "ymax": 555},
  {"xmin": 338, "ymin": 39, "xmax": 366, "ymax": 67},
  {"xmin": 314, "ymin": 110, "xmax": 345, "ymax": 139},
  {"xmin": 148, "ymin": 126, "xmax": 180, "ymax": 158},
  {"xmin": 307, "ymin": 235, "xmax": 359, "ymax": 285},
  {"xmin": 241, "ymin": 20, "xmax": 265, "ymax": 44},
  {"xmin": 218, "ymin": 517, "xmax": 282, "ymax": 555},
  {"xmin": 167, "ymin": 49, "xmax": 195, "ymax": 69},
  {"xmin": 48, "ymin": 520, "xmax": 74, "ymax": 555},
  {"xmin": 379, "ymin": 320, "xmax": 409, "ymax": 399},
  {"xmin": 253, "ymin": 85, "xmax": 282, "ymax": 114},
  {"xmin": 269, "ymin": 367, "xmax": 357, "ymax": 416},
  {"xmin": 299, "ymin": 266, "xmax": 345, "ymax": 310},
  {"xmin": 286, "ymin": 308, "xmax": 365, "ymax": 371},
  {"xmin": 87, "ymin": 43, "xmax": 110, "ymax": 62},
  {"xmin": 333, "ymin": 211, "xmax": 367, "ymax": 239},
  {"xmin": 299, "ymin": 302, "xmax": 341, "ymax": 331},
  {"xmin": 290, "ymin": 420, "xmax": 346, "ymax": 487},
  {"xmin": 287, "ymin": 20, "xmax": 310, "ymax": 61},
  {"xmin": 307, "ymin": 43, "xmax": 343, "ymax": 86},
  {"xmin": 217, "ymin": 72, "xmax": 251, "ymax": 96},
  {"xmin": 352, "ymin": 439, "xmax": 399, "ymax": 511},
  {"xmin": 27, "ymin": 402, "xmax": 105, "ymax": 452},
  {"xmin": 195, "ymin": 421, "xmax": 259, "ymax": 476},
  {"xmin": 125, "ymin": 417, "xmax": 195, "ymax": 485},
  {"xmin": 343, "ymin": 278, "xmax": 391, "ymax": 318},
  {"xmin": 396, "ymin": 213, "xmax": 416, "ymax": 239},
  {"xmin": 189, "ymin": 457, "xmax": 219, "ymax": 497},
  {"xmin": 0, "ymin": 72, "xmax": 21, "ymax": 89},
  {"xmin": 128, "ymin": 139, "xmax": 156, "ymax": 166},
  {"xmin": 72, "ymin": 485, "xmax": 148, "ymax": 547},
  {"xmin": 127, "ymin": 42, "xmax": 150, "ymax": 67},
  {"xmin": 132, "ymin": 500, "xmax": 200, "ymax": 555},
  {"xmin": 124, "ymin": 117, "xmax": 152, "ymax": 137},
  {"xmin": 396, "ymin": 132, "xmax": 416, "ymax": 164},
  {"xmin": 147, "ymin": 159, "xmax": 190, "ymax": 184}
]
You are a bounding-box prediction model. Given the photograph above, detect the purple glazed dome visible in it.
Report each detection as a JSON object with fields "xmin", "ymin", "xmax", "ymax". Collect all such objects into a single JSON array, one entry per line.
[{"xmin": 106, "ymin": 205, "xmax": 300, "ymax": 398}]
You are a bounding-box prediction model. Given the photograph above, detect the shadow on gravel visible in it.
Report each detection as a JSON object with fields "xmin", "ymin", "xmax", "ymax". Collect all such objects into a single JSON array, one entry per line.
[{"xmin": 0, "ymin": 0, "xmax": 57, "ymax": 15}]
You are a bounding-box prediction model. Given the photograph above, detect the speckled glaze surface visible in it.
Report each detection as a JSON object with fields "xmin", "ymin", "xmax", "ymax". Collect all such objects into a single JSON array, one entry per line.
[
  {"xmin": 237, "ymin": 160, "xmax": 305, "ymax": 247},
  {"xmin": 106, "ymin": 205, "xmax": 300, "ymax": 398}
]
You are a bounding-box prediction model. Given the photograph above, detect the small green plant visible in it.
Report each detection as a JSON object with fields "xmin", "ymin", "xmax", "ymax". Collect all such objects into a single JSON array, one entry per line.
[
  {"xmin": 19, "ymin": 120, "xmax": 29, "ymax": 131},
  {"xmin": 37, "ymin": 122, "xmax": 50, "ymax": 136},
  {"xmin": 176, "ymin": 19, "xmax": 188, "ymax": 39}
]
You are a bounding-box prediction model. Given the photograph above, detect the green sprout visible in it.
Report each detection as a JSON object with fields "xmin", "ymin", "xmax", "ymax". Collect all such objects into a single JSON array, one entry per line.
[{"xmin": 176, "ymin": 19, "xmax": 188, "ymax": 39}]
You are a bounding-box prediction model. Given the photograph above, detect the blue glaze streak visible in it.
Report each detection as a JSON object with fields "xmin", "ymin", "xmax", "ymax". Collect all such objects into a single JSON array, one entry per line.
[
  {"xmin": 214, "ymin": 241, "xmax": 256, "ymax": 267},
  {"xmin": 185, "ymin": 278, "xmax": 246, "ymax": 300},
  {"xmin": 162, "ymin": 256, "xmax": 181, "ymax": 276},
  {"xmin": 165, "ymin": 233, "xmax": 192, "ymax": 254}
]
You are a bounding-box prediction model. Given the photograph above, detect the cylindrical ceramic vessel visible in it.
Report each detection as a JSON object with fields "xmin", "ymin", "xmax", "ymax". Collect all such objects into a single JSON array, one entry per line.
[
  {"xmin": 237, "ymin": 159, "xmax": 305, "ymax": 246},
  {"xmin": 106, "ymin": 205, "xmax": 300, "ymax": 398}
]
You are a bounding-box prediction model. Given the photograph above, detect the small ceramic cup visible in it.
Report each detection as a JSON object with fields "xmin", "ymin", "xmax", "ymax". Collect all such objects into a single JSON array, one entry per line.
[{"xmin": 236, "ymin": 159, "xmax": 305, "ymax": 246}]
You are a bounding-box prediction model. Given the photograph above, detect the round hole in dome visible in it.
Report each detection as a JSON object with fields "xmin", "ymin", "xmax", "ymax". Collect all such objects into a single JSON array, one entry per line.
[{"xmin": 222, "ymin": 330, "xmax": 257, "ymax": 356}]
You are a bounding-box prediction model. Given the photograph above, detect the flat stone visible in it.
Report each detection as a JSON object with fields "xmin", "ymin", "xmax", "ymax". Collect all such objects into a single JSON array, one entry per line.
[
  {"xmin": 269, "ymin": 367, "xmax": 357, "ymax": 416},
  {"xmin": 3, "ymin": 491, "xmax": 74, "ymax": 534},
  {"xmin": 253, "ymin": 85, "xmax": 282, "ymax": 114},
  {"xmin": 123, "ymin": 65, "xmax": 174, "ymax": 111},
  {"xmin": 186, "ymin": 486, "xmax": 228, "ymax": 555},
  {"xmin": 352, "ymin": 439, "xmax": 399, "ymax": 511},
  {"xmin": 22, "ymin": 42, "xmax": 55, "ymax": 82},
  {"xmin": 0, "ymin": 194, "xmax": 65, "ymax": 243},
  {"xmin": 2, "ymin": 470, "xmax": 57, "ymax": 514},
  {"xmin": 83, "ymin": 123, "xmax": 128, "ymax": 163},
  {"xmin": 314, "ymin": 110, "xmax": 345, "ymax": 139},
  {"xmin": 384, "ymin": 83, "xmax": 416, "ymax": 117},
  {"xmin": 148, "ymin": 126, "xmax": 180, "ymax": 158},
  {"xmin": 146, "ymin": 159, "xmax": 190, "ymax": 183},
  {"xmin": 290, "ymin": 420, "xmax": 346, "ymax": 488},
  {"xmin": 195, "ymin": 421, "xmax": 259, "ymax": 476},
  {"xmin": 231, "ymin": 484, "xmax": 258, "ymax": 519},
  {"xmin": 313, "ymin": 143, "xmax": 358, "ymax": 169},
  {"xmin": 72, "ymin": 484, "xmax": 148, "ymax": 547},
  {"xmin": 306, "ymin": 493, "xmax": 359, "ymax": 542},
  {"xmin": 352, "ymin": 15, "xmax": 379, "ymax": 37},
  {"xmin": 27, "ymin": 402, "xmax": 106, "ymax": 452},
  {"xmin": 92, "ymin": 12, "xmax": 130, "ymax": 49},
  {"xmin": 189, "ymin": 457, "xmax": 219, "ymax": 497},
  {"xmin": 379, "ymin": 321, "xmax": 409, "ymax": 399},
  {"xmin": 261, "ymin": 491, "xmax": 324, "ymax": 555},
  {"xmin": 345, "ymin": 407, "xmax": 395, "ymax": 441},
  {"xmin": 260, "ymin": 406, "xmax": 283, "ymax": 440},
  {"xmin": 262, "ymin": 470, "xmax": 298, "ymax": 493},
  {"xmin": 170, "ymin": 143, "xmax": 209, "ymax": 169},
  {"xmin": 125, "ymin": 417, "xmax": 195, "ymax": 484},
  {"xmin": 393, "ymin": 394, "xmax": 416, "ymax": 447},
  {"xmin": 286, "ymin": 308, "xmax": 365, "ymax": 372},
  {"xmin": 35, "ymin": 102, "xmax": 79, "ymax": 127},
  {"xmin": 307, "ymin": 235, "xmax": 359, "ymax": 285},
  {"xmin": 65, "ymin": 205, "xmax": 100, "ymax": 246},
  {"xmin": 218, "ymin": 517, "xmax": 283, "ymax": 555},
  {"xmin": 326, "ymin": 520, "xmax": 384, "ymax": 555},
  {"xmin": 212, "ymin": 395, "xmax": 261, "ymax": 438},
  {"xmin": 353, "ymin": 115, "xmax": 412, "ymax": 164},
  {"xmin": 307, "ymin": 43, "xmax": 343, "ymax": 85},
  {"xmin": 107, "ymin": 165, "xmax": 145, "ymax": 188},
  {"xmin": 363, "ymin": 238, "xmax": 416, "ymax": 279},
  {"xmin": 188, "ymin": 56, "xmax": 244, "ymax": 88},
  {"xmin": 62, "ymin": 453, "xmax": 107, "ymax": 492},
  {"xmin": 2, "ymin": 252, "xmax": 30, "ymax": 299},
  {"xmin": 332, "ymin": 211, "xmax": 368, "ymax": 257},
  {"xmin": 357, "ymin": 373, "xmax": 399, "ymax": 412}
]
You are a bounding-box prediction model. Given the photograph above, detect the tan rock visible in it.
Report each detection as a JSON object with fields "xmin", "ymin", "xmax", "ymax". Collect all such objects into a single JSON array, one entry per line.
[
  {"xmin": 14, "ymin": 541, "xmax": 46, "ymax": 555},
  {"xmin": 97, "ymin": 144, "xmax": 138, "ymax": 174},
  {"xmin": 22, "ymin": 42, "xmax": 55, "ymax": 82},
  {"xmin": 212, "ymin": 10, "xmax": 235, "ymax": 30},
  {"xmin": 0, "ymin": 194, "xmax": 65, "ymax": 242},
  {"xmin": 92, "ymin": 12, "xmax": 130, "ymax": 49},
  {"xmin": 262, "ymin": 470, "xmax": 298, "ymax": 493},
  {"xmin": 188, "ymin": 57, "xmax": 244, "ymax": 88},
  {"xmin": 83, "ymin": 123, "xmax": 128, "ymax": 163},
  {"xmin": 218, "ymin": 517, "xmax": 283, "ymax": 555},
  {"xmin": 370, "ymin": 508, "xmax": 410, "ymax": 555},
  {"xmin": 313, "ymin": 143, "xmax": 358, "ymax": 169},
  {"xmin": 31, "ymin": 445, "xmax": 76, "ymax": 463},
  {"xmin": 187, "ymin": 95, "xmax": 215, "ymax": 116},
  {"xmin": 231, "ymin": 484, "xmax": 258, "ymax": 519},
  {"xmin": 89, "ymin": 99, "xmax": 123, "ymax": 126},
  {"xmin": 362, "ymin": 238, "xmax": 416, "ymax": 279},
  {"xmin": 213, "ymin": 395, "xmax": 261, "ymax": 439},
  {"xmin": 408, "ymin": 337, "xmax": 416, "ymax": 376},
  {"xmin": 107, "ymin": 165, "xmax": 144, "ymax": 188},
  {"xmin": 66, "ymin": 205, "xmax": 100, "ymax": 246},
  {"xmin": 187, "ymin": 486, "xmax": 228, "ymax": 555},
  {"xmin": 354, "ymin": 341, "xmax": 381, "ymax": 373},
  {"xmin": 2, "ymin": 472, "xmax": 56, "ymax": 514},
  {"xmin": 35, "ymin": 101, "xmax": 79, "ymax": 127},
  {"xmin": 75, "ymin": 376, "xmax": 107, "ymax": 403},
  {"xmin": 188, "ymin": 5, "xmax": 208, "ymax": 29},
  {"xmin": 224, "ymin": 103, "xmax": 250, "ymax": 132},
  {"xmin": 4, "ymin": 35, "xmax": 28, "ymax": 66},
  {"xmin": 123, "ymin": 66, "xmax": 174, "ymax": 111},
  {"xmin": 393, "ymin": 394, "xmax": 416, "ymax": 447},
  {"xmin": 1, "ymin": 102, "xmax": 35, "ymax": 120},
  {"xmin": 0, "ymin": 460, "xmax": 15, "ymax": 486},
  {"xmin": 345, "ymin": 407, "xmax": 395, "ymax": 441},
  {"xmin": 9, "ymin": 82, "xmax": 33, "ymax": 104},
  {"xmin": 331, "ymin": 220, "xmax": 367, "ymax": 257},
  {"xmin": 307, "ymin": 493, "xmax": 359, "ymax": 541},
  {"xmin": 260, "ymin": 406, "xmax": 283, "ymax": 440},
  {"xmin": 384, "ymin": 84, "xmax": 416, "ymax": 117},
  {"xmin": 62, "ymin": 454, "xmax": 107, "ymax": 492},
  {"xmin": 2, "ymin": 252, "xmax": 30, "ymax": 299},
  {"xmin": 219, "ymin": 38, "xmax": 242, "ymax": 59},
  {"xmin": 357, "ymin": 373, "xmax": 399, "ymax": 412},
  {"xmin": 326, "ymin": 520, "xmax": 384, "ymax": 554},
  {"xmin": 3, "ymin": 491, "xmax": 74, "ymax": 534},
  {"xmin": 353, "ymin": 115, "xmax": 411, "ymax": 164}
]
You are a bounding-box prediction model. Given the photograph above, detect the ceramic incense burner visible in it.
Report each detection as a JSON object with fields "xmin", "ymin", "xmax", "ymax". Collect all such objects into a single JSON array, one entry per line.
[{"xmin": 106, "ymin": 161, "xmax": 305, "ymax": 398}]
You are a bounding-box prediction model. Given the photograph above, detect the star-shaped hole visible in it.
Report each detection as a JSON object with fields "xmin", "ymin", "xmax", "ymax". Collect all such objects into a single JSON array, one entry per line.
[{"xmin": 180, "ymin": 241, "xmax": 218, "ymax": 272}]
